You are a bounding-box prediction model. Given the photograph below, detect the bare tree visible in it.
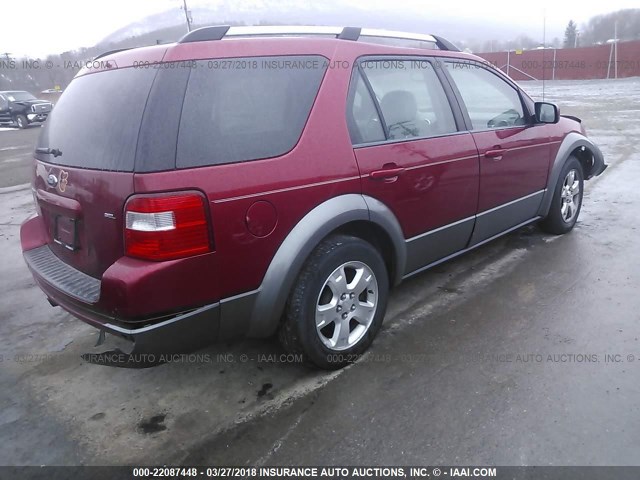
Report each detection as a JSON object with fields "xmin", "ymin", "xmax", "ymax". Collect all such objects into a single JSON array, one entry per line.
[{"xmin": 581, "ymin": 9, "xmax": 640, "ymax": 45}]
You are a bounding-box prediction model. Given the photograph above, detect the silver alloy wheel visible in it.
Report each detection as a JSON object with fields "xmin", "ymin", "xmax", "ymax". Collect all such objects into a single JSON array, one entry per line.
[
  {"xmin": 560, "ymin": 169, "xmax": 581, "ymax": 223},
  {"xmin": 315, "ymin": 261, "xmax": 378, "ymax": 351}
]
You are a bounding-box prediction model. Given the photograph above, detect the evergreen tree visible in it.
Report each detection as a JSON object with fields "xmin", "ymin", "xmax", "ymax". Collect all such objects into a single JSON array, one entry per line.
[{"xmin": 564, "ymin": 20, "xmax": 578, "ymax": 48}]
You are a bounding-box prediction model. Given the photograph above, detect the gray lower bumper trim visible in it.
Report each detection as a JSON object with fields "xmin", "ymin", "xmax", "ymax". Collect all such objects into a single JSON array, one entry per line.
[
  {"xmin": 81, "ymin": 303, "xmax": 221, "ymax": 367},
  {"xmin": 105, "ymin": 303, "xmax": 221, "ymax": 355}
]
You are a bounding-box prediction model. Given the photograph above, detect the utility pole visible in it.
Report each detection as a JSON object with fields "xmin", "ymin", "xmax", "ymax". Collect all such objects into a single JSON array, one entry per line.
[
  {"xmin": 542, "ymin": 10, "xmax": 546, "ymax": 100},
  {"xmin": 182, "ymin": 0, "xmax": 192, "ymax": 32},
  {"xmin": 614, "ymin": 21, "xmax": 618, "ymax": 79}
]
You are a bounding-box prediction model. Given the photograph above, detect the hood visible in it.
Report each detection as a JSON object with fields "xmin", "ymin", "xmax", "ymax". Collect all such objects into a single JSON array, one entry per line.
[{"xmin": 13, "ymin": 99, "xmax": 52, "ymax": 106}]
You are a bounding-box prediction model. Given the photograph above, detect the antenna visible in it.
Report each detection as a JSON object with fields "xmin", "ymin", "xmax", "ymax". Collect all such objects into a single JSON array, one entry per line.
[
  {"xmin": 542, "ymin": 10, "xmax": 546, "ymax": 101},
  {"xmin": 181, "ymin": 0, "xmax": 192, "ymax": 32}
]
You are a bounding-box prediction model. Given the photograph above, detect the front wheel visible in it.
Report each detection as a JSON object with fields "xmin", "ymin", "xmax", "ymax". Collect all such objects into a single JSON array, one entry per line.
[
  {"xmin": 540, "ymin": 156, "xmax": 584, "ymax": 235},
  {"xmin": 279, "ymin": 235, "xmax": 389, "ymax": 370},
  {"xmin": 14, "ymin": 115, "xmax": 28, "ymax": 129}
]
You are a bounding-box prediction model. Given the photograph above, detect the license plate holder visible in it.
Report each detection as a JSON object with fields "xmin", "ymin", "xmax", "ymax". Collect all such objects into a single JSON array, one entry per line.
[{"xmin": 54, "ymin": 215, "xmax": 79, "ymax": 251}]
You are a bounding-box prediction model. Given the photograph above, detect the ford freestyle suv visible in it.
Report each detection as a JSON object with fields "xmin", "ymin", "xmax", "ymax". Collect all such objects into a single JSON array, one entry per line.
[{"xmin": 21, "ymin": 26, "xmax": 606, "ymax": 369}]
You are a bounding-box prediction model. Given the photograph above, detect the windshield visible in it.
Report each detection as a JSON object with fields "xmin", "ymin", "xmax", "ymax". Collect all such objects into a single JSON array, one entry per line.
[{"xmin": 5, "ymin": 91, "xmax": 37, "ymax": 101}]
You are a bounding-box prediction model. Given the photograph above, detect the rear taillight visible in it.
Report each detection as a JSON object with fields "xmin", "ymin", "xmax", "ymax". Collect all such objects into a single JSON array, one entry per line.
[{"xmin": 124, "ymin": 193, "xmax": 211, "ymax": 261}]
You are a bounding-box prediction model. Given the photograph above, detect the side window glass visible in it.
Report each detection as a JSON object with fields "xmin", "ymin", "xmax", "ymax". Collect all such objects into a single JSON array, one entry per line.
[
  {"xmin": 347, "ymin": 70, "xmax": 385, "ymax": 145},
  {"xmin": 0, "ymin": 95, "xmax": 7, "ymax": 110},
  {"xmin": 361, "ymin": 60, "xmax": 457, "ymax": 140},
  {"xmin": 446, "ymin": 62, "xmax": 525, "ymax": 130},
  {"xmin": 177, "ymin": 56, "xmax": 326, "ymax": 168}
]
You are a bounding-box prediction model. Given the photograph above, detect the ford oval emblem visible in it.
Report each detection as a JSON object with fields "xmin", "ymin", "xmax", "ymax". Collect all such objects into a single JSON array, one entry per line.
[{"xmin": 47, "ymin": 174, "xmax": 58, "ymax": 188}]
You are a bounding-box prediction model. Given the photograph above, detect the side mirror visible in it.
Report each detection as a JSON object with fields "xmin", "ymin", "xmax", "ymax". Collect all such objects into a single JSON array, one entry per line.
[{"xmin": 534, "ymin": 102, "xmax": 559, "ymax": 124}]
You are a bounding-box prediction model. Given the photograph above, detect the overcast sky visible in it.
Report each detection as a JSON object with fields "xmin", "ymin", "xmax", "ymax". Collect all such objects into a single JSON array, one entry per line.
[{"xmin": 2, "ymin": 0, "xmax": 638, "ymax": 57}]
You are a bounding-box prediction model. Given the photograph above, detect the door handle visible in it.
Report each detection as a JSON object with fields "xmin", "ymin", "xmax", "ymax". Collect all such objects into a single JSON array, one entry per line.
[
  {"xmin": 370, "ymin": 166, "xmax": 405, "ymax": 180},
  {"xmin": 485, "ymin": 149, "xmax": 506, "ymax": 159}
]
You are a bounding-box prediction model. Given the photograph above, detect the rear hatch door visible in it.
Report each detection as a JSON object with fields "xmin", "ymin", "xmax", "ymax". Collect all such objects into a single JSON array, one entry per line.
[{"xmin": 34, "ymin": 66, "xmax": 158, "ymax": 278}]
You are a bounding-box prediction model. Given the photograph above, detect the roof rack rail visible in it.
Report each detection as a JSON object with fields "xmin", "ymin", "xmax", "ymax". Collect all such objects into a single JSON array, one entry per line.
[
  {"xmin": 432, "ymin": 35, "xmax": 461, "ymax": 52},
  {"xmin": 177, "ymin": 25, "xmax": 460, "ymax": 52},
  {"xmin": 337, "ymin": 27, "xmax": 361, "ymax": 41},
  {"xmin": 179, "ymin": 25, "xmax": 230, "ymax": 43},
  {"xmin": 93, "ymin": 39, "xmax": 175, "ymax": 61}
]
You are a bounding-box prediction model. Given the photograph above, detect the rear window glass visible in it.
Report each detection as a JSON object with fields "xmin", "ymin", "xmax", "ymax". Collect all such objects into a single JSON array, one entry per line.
[
  {"xmin": 176, "ymin": 55, "xmax": 327, "ymax": 168},
  {"xmin": 37, "ymin": 67, "xmax": 157, "ymax": 171}
]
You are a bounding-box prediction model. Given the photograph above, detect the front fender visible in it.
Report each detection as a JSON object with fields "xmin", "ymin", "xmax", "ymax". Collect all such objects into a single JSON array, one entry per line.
[
  {"xmin": 538, "ymin": 132, "xmax": 607, "ymax": 217},
  {"xmin": 246, "ymin": 194, "xmax": 406, "ymax": 337},
  {"xmin": 10, "ymin": 105, "xmax": 27, "ymax": 115}
]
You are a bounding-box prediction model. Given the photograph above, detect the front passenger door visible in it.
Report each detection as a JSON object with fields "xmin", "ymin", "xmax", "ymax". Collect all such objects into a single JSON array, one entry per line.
[{"xmin": 444, "ymin": 61, "xmax": 552, "ymax": 244}]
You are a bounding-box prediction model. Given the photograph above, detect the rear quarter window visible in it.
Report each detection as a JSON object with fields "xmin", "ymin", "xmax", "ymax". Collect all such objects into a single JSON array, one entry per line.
[{"xmin": 176, "ymin": 55, "xmax": 327, "ymax": 168}]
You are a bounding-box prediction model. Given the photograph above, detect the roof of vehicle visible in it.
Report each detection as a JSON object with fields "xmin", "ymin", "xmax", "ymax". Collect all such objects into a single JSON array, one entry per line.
[{"xmin": 80, "ymin": 26, "xmax": 488, "ymax": 78}]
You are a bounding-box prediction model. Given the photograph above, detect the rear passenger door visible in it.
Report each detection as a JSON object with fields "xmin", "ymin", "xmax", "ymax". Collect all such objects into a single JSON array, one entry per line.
[
  {"xmin": 443, "ymin": 60, "xmax": 552, "ymax": 244},
  {"xmin": 348, "ymin": 58, "xmax": 480, "ymax": 275}
]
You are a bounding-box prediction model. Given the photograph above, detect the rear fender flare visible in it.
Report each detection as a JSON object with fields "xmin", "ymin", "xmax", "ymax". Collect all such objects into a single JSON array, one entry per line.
[{"xmin": 248, "ymin": 194, "xmax": 406, "ymax": 337}]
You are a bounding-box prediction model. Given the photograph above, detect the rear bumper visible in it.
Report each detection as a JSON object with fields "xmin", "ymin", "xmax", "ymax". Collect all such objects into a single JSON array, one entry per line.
[
  {"xmin": 20, "ymin": 214, "xmax": 261, "ymax": 357},
  {"xmin": 24, "ymin": 256, "xmax": 221, "ymax": 354},
  {"xmin": 22, "ymin": 234, "xmax": 221, "ymax": 355},
  {"xmin": 24, "ymin": 245, "xmax": 100, "ymax": 304}
]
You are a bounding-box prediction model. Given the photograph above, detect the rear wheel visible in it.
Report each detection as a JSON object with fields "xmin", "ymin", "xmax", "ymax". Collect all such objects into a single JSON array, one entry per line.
[
  {"xmin": 15, "ymin": 115, "xmax": 28, "ymax": 129},
  {"xmin": 279, "ymin": 234, "xmax": 389, "ymax": 370},
  {"xmin": 540, "ymin": 156, "xmax": 584, "ymax": 234}
]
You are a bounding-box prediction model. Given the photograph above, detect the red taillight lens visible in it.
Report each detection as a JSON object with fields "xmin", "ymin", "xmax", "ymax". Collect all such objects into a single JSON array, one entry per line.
[{"xmin": 124, "ymin": 193, "xmax": 211, "ymax": 261}]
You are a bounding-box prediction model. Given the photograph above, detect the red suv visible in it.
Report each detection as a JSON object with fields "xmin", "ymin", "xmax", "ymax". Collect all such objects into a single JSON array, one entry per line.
[{"xmin": 21, "ymin": 26, "xmax": 606, "ymax": 369}]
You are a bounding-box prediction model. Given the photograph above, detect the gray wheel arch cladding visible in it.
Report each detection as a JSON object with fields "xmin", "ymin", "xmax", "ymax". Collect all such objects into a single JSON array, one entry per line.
[
  {"xmin": 247, "ymin": 194, "xmax": 406, "ymax": 337},
  {"xmin": 538, "ymin": 132, "xmax": 606, "ymax": 218}
]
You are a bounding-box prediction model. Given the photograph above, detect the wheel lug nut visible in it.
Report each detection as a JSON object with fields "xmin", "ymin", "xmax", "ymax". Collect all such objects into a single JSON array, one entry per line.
[
  {"xmin": 350, "ymin": 305, "xmax": 356, "ymax": 311},
  {"xmin": 341, "ymin": 312, "xmax": 348, "ymax": 319},
  {"xmin": 340, "ymin": 293, "xmax": 347, "ymax": 301},
  {"xmin": 350, "ymin": 293, "xmax": 355, "ymax": 299},
  {"xmin": 336, "ymin": 305, "xmax": 342, "ymax": 312}
]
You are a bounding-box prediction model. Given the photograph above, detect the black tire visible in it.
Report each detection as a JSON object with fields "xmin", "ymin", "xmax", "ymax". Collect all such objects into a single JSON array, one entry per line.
[
  {"xmin": 539, "ymin": 156, "xmax": 584, "ymax": 235},
  {"xmin": 14, "ymin": 115, "xmax": 28, "ymax": 129},
  {"xmin": 279, "ymin": 234, "xmax": 389, "ymax": 370}
]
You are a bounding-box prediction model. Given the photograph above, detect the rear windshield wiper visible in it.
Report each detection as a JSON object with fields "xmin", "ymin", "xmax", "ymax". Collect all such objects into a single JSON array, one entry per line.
[{"xmin": 36, "ymin": 147, "xmax": 63, "ymax": 158}]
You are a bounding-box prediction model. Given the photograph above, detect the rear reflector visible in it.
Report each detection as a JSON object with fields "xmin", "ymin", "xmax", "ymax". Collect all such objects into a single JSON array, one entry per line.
[{"xmin": 124, "ymin": 193, "xmax": 211, "ymax": 261}]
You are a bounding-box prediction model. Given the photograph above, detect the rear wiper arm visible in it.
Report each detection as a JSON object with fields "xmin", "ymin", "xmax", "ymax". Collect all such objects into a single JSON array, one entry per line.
[{"xmin": 36, "ymin": 147, "xmax": 63, "ymax": 158}]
